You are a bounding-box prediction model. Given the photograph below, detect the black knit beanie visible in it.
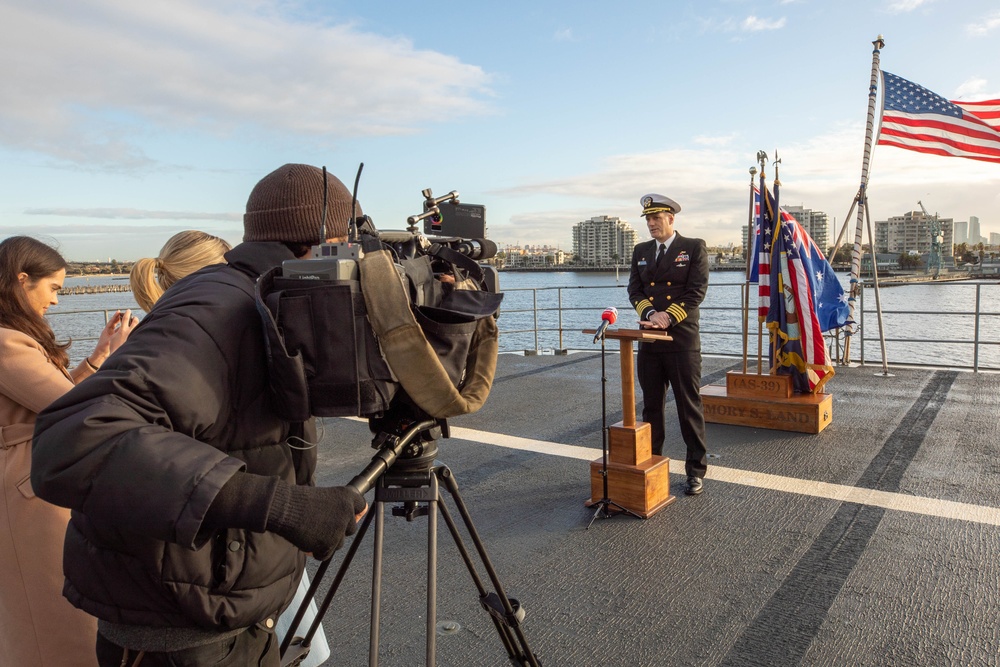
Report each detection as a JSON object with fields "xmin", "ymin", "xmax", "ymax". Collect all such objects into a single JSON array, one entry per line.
[{"xmin": 243, "ymin": 164, "xmax": 363, "ymax": 243}]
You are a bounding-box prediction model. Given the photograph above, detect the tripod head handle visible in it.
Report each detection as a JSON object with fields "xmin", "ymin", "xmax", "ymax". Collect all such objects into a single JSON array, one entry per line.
[{"xmin": 347, "ymin": 419, "xmax": 441, "ymax": 496}]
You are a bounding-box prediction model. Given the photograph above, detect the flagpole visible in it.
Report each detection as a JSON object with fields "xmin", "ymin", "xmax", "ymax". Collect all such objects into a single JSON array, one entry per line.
[
  {"xmin": 842, "ymin": 34, "xmax": 885, "ymax": 365},
  {"xmin": 756, "ymin": 151, "xmax": 768, "ymax": 374},
  {"xmin": 828, "ymin": 198, "xmax": 858, "ymax": 263},
  {"xmin": 864, "ymin": 196, "xmax": 892, "ymax": 376},
  {"xmin": 742, "ymin": 165, "xmax": 757, "ymax": 374},
  {"xmin": 771, "ymin": 152, "xmax": 784, "ymax": 372}
]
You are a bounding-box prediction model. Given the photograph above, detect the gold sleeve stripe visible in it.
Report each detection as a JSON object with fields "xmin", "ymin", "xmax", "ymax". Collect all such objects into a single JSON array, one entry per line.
[
  {"xmin": 666, "ymin": 303, "xmax": 687, "ymax": 323},
  {"xmin": 634, "ymin": 299, "xmax": 652, "ymax": 316}
]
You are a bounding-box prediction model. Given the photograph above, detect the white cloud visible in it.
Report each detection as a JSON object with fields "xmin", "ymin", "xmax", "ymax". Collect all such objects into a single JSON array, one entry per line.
[
  {"xmin": 948, "ymin": 76, "xmax": 1000, "ymax": 101},
  {"xmin": 24, "ymin": 208, "xmax": 241, "ymax": 221},
  {"xmin": 693, "ymin": 134, "xmax": 738, "ymax": 147},
  {"xmin": 0, "ymin": 0, "xmax": 493, "ymax": 170},
  {"xmin": 886, "ymin": 0, "xmax": 934, "ymax": 13},
  {"xmin": 741, "ymin": 15, "xmax": 787, "ymax": 31},
  {"xmin": 554, "ymin": 27, "xmax": 575, "ymax": 42},
  {"xmin": 489, "ymin": 125, "xmax": 1000, "ymax": 248},
  {"xmin": 698, "ymin": 15, "xmax": 787, "ymax": 34},
  {"xmin": 966, "ymin": 11, "xmax": 1000, "ymax": 36}
]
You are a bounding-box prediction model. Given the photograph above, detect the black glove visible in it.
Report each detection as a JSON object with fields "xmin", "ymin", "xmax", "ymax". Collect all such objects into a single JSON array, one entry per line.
[
  {"xmin": 266, "ymin": 482, "xmax": 367, "ymax": 560},
  {"xmin": 206, "ymin": 473, "xmax": 366, "ymax": 561}
]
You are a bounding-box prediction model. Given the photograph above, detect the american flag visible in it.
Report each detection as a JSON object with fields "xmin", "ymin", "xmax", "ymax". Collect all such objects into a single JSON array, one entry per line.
[
  {"xmin": 747, "ymin": 187, "xmax": 771, "ymax": 319},
  {"xmin": 878, "ymin": 71, "xmax": 1000, "ymax": 164},
  {"xmin": 751, "ymin": 185, "xmax": 845, "ymax": 393}
]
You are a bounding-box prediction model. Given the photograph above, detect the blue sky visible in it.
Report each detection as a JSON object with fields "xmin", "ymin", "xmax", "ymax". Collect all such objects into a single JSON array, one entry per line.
[{"xmin": 2, "ymin": 0, "xmax": 999, "ymax": 260}]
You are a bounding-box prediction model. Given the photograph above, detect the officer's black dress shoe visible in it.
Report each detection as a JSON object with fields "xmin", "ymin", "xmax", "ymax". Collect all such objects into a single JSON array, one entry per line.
[{"xmin": 685, "ymin": 476, "xmax": 703, "ymax": 496}]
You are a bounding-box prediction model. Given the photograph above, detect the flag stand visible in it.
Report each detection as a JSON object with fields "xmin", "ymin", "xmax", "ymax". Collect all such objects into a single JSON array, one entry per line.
[{"xmin": 701, "ymin": 153, "xmax": 834, "ymax": 434}]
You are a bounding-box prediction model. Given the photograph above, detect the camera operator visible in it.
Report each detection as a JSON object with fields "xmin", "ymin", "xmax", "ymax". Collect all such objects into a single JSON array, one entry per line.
[{"xmin": 31, "ymin": 164, "xmax": 367, "ymax": 666}]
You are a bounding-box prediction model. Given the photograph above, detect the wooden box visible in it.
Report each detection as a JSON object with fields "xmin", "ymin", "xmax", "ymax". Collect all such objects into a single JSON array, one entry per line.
[
  {"xmin": 588, "ymin": 456, "xmax": 675, "ymax": 518},
  {"xmin": 608, "ymin": 421, "xmax": 652, "ymax": 466},
  {"xmin": 700, "ymin": 383, "xmax": 833, "ymax": 434}
]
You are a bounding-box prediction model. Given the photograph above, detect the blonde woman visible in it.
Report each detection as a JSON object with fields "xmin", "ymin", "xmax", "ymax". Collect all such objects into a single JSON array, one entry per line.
[{"xmin": 130, "ymin": 230, "xmax": 231, "ymax": 311}]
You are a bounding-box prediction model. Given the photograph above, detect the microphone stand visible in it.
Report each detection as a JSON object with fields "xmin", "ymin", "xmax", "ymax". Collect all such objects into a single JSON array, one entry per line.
[{"xmin": 587, "ymin": 329, "xmax": 641, "ymax": 528}]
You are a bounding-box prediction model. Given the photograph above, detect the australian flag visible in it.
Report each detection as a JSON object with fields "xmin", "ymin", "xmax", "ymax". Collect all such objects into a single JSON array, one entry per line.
[
  {"xmin": 748, "ymin": 188, "xmax": 849, "ymax": 332},
  {"xmin": 750, "ymin": 186, "xmax": 848, "ymax": 393}
]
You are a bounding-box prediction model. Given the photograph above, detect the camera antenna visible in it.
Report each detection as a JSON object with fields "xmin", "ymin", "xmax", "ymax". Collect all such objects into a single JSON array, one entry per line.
[
  {"xmin": 320, "ymin": 166, "xmax": 328, "ymax": 244},
  {"xmin": 350, "ymin": 162, "xmax": 364, "ymax": 242}
]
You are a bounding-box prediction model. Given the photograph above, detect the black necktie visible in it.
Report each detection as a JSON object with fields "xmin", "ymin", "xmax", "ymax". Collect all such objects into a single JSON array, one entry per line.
[{"xmin": 656, "ymin": 244, "xmax": 665, "ymax": 265}]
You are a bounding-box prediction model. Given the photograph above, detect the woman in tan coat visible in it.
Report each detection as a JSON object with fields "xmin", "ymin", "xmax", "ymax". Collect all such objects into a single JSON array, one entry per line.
[{"xmin": 0, "ymin": 236, "xmax": 138, "ymax": 666}]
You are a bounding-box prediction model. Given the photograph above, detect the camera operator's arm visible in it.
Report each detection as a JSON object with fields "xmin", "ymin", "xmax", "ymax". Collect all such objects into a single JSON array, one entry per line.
[
  {"xmin": 33, "ymin": 279, "xmax": 285, "ymax": 550},
  {"xmin": 205, "ymin": 473, "xmax": 367, "ymax": 561}
]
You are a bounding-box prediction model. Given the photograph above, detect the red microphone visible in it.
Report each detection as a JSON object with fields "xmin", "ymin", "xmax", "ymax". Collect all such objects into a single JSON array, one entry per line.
[{"xmin": 593, "ymin": 307, "xmax": 618, "ymax": 342}]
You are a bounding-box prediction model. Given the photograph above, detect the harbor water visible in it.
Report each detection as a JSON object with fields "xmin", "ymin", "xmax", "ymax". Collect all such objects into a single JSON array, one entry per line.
[{"xmin": 50, "ymin": 271, "xmax": 1000, "ymax": 371}]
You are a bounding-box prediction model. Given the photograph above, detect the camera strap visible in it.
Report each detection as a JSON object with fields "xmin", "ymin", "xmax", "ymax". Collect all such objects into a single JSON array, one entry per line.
[
  {"xmin": 359, "ymin": 249, "xmax": 498, "ymax": 418},
  {"xmin": 427, "ymin": 243, "xmax": 484, "ymax": 282}
]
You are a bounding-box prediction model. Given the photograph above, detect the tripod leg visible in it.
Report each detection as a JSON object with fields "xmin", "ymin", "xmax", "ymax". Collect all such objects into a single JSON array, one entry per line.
[
  {"xmin": 279, "ymin": 558, "xmax": 331, "ymax": 658},
  {"xmin": 280, "ymin": 507, "xmax": 375, "ymax": 666},
  {"xmin": 435, "ymin": 467, "xmax": 540, "ymax": 667},
  {"xmin": 587, "ymin": 498, "xmax": 642, "ymax": 531},
  {"xmin": 426, "ymin": 475, "xmax": 439, "ymax": 666},
  {"xmin": 370, "ymin": 492, "xmax": 386, "ymax": 666}
]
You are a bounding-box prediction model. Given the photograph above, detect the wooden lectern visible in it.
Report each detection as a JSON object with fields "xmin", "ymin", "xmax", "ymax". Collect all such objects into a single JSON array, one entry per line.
[{"xmin": 582, "ymin": 328, "xmax": 676, "ymax": 518}]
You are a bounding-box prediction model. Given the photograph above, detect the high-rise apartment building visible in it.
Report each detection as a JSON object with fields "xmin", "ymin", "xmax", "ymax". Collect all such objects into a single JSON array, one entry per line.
[
  {"xmin": 782, "ymin": 205, "xmax": 830, "ymax": 251},
  {"xmin": 874, "ymin": 210, "xmax": 954, "ymax": 256},
  {"xmin": 970, "ymin": 216, "xmax": 982, "ymax": 244},
  {"xmin": 953, "ymin": 220, "xmax": 968, "ymax": 245},
  {"xmin": 991, "ymin": 232, "xmax": 1000, "ymax": 246},
  {"xmin": 571, "ymin": 216, "xmax": 639, "ymax": 265},
  {"xmin": 741, "ymin": 205, "xmax": 830, "ymax": 255}
]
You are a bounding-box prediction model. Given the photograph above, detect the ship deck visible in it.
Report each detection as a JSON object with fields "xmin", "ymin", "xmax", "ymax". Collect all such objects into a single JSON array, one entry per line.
[{"xmin": 306, "ymin": 352, "xmax": 1000, "ymax": 666}]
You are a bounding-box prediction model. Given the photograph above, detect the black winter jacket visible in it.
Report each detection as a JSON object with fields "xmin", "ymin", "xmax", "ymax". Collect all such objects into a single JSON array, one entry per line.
[
  {"xmin": 627, "ymin": 233, "xmax": 709, "ymax": 351},
  {"xmin": 32, "ymin": 242, "xmax": 316, "ymax": 630}
]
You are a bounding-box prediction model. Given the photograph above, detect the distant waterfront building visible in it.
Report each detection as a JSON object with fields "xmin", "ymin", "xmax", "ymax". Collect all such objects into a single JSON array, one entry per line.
[
  {"xmin": 741, "ymin": 205, "xmax": 829, "ymax": 253},
  {"xmin": 874, "ymin": 210, "xmax": 954, "ymax": 257},
  {"xmin": 571, "ymin": 216, "xmax": 638, "ymax": 266},
  {"xmin": 953, "ymin": 220, "xmax": 968, "ymax": 245},
  {"xmin": 991, "ymin": 232, "xmax": 1000, "ymax": 247},
  {"xmin": 782, "ymin": 205, "xmax": 830, "ymax": 251},
  {"xmin": 970, "ymin": 216, "xmax": 983, "ymax": 244},
  {"xmin": 501, "ymin": 244, "xmax": 566, "ymax": 268}
]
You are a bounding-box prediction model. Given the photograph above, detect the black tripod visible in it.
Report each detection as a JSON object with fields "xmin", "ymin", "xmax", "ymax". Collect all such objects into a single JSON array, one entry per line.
[
  {"xmin": 586, "ymin": 331, "xmax": 641, "ymax": 529},
  {"xmin": 280, "ymin": 420, "xmax": 540, "ymax": 667}
]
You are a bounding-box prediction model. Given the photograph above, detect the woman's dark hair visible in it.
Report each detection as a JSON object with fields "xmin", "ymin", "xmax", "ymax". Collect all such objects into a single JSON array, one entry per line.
[{"xmin": 0, "ymin": 236, "xmax": 70, "ymax": 368}]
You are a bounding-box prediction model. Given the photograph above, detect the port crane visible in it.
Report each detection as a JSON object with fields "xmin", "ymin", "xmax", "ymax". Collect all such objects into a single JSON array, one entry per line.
[{"xmin": 917, "ymin": 200, "xmax": 943, "ymax": 279}]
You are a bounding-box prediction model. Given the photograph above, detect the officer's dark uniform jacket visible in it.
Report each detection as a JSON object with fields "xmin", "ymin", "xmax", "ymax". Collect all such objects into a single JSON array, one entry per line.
[
  {"xmin": 627, "ymin": 233, "xmax": 709, "ymax": 350},
  {"xmin": 31, "ymin": 242, "xmax": 314, "ymax": 631}
]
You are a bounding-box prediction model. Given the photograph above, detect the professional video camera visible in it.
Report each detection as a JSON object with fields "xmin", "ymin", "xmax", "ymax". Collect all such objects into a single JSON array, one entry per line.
[
  {"xmin": 254, "ymin": 169, "xmax": 503, "ymax": 425},
  {"xmin": 261, "ymin": 170, "xmax": 539, "ymax": 667}
]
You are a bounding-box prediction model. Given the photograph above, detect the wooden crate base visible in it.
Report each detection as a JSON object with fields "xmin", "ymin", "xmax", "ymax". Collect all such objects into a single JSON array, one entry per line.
[
  {"xmin": 700, "ymin": 384, "xmax": 833, "ymax": 434},
  {"xmin": 608, "ymin": 421, "xmax": 652, "ymax": 466},
  {"xmin": 586, "ymin": 457, "xmax": 676, "ymax": 518}
]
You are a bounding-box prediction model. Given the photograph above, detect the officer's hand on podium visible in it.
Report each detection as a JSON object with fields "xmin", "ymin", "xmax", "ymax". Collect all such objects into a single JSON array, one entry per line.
[{"xmin": 642, "ymin": 311, "xmax": 672, "ymax": 329}]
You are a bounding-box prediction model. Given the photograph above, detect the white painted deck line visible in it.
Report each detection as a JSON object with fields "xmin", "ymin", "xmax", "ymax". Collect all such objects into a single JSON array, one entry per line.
[{"xmin": 447, "ymin": 425, "xmax": 1000, "ymax": 527}]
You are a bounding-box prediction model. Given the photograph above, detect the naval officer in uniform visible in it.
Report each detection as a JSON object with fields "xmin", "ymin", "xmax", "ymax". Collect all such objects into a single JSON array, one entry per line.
[{"xmin": 627, "ymin": 193, "xmax": 709, "ymax": 495}]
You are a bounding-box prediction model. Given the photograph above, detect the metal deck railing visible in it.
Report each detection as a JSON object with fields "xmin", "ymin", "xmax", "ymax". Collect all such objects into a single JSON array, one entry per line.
[{"xmin": 47, "ymin": 281, "xmax": 1000, "ymax": 372}]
